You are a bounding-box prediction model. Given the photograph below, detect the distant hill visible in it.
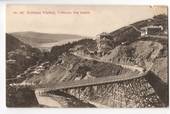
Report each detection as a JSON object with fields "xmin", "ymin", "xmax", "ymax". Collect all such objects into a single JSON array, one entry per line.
[{"xmin": 10, "ymin": 31, "xmax": 84, "ymax": 49}]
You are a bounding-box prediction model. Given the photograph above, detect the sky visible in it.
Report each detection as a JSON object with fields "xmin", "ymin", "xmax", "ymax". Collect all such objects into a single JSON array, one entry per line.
[{"xmin": 6, "ymin": 5, "xmax": 167, "ymax": 36}]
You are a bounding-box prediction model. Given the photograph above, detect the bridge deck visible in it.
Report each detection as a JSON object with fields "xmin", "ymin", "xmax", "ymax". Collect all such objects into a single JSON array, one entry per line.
[{"xmin": 36, "ymin": 71, "xmax": 148, "ymax": 91}]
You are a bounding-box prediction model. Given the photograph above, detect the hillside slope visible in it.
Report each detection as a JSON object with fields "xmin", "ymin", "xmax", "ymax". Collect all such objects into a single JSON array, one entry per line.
[
  {"xmin": 98, "ymin": 15, "xmax": 168, "ymax": 83},
  {"xmin": 6, "ymin": 34, "xmax": 42, "ymax": 78},
  {"xmin": 25, "ymin": 53, "xmax": 130, "ymax": 85}
]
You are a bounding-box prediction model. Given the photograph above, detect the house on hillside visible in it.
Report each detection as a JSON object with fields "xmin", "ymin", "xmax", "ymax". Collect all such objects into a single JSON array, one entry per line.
[
  {"xmin": 98, "ymin": 32, "xmax": 112, "ymax": 39},
  {"xmin": 140, "ymin": 25, "xmax": 163, "ymax": 36},
  {"xmin": 96, "ymin": 32, "xmax": 112, "ymax": 56}
]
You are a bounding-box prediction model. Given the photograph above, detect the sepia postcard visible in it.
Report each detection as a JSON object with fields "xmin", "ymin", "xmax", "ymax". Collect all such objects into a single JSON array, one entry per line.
[{"xmin": 6, "ymin": 5, "xmax": 168, "ymax": 108}]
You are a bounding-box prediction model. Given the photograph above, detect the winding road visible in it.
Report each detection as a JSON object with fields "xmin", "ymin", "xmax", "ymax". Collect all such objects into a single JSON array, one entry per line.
[{"xmin": 72, "ymin": 53, "xmax": 145, "ymax": 73}]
